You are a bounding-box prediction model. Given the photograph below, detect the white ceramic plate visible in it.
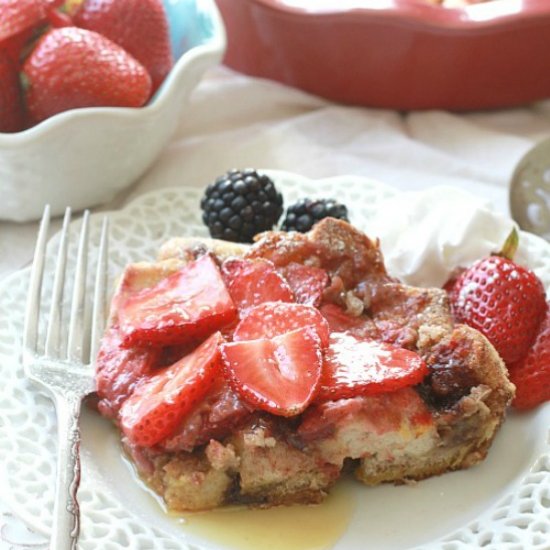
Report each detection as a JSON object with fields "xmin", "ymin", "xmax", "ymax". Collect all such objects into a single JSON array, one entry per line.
[{"xmin": 0, "ymin": 172, "xmax": 549, "ymax": 550}]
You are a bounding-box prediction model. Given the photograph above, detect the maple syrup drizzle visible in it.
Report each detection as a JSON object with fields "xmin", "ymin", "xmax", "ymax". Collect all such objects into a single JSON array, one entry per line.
[
  {"xmin": 122, "ymin": 440, "xmax": 356, "ymax": 550},
  {"xmin": 125, "ymin": 457, "xmax": 353, "ymax": 549},
  {"xmin": 176, "ymin": 480, "xmax": 355, "ymax": 550}
]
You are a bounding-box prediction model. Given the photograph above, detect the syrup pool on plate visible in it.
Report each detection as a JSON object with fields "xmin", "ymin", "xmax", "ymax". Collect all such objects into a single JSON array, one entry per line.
[
  {"xmin": 176, "ymin": 479, "xmax": 356, "ymax": 550},
  {"xmin": 123, "ymin": 451, "xmax": 356, "ymax": 550}
]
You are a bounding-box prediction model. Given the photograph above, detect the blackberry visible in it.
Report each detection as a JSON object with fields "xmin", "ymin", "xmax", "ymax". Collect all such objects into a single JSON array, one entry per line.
[
  {"xmin": 200, "ymin": 169, "xmax": 284, "ymax": 243},
  {"xmin": 281, "ymin": 198, "xmax": 349, "ymax": 233}
]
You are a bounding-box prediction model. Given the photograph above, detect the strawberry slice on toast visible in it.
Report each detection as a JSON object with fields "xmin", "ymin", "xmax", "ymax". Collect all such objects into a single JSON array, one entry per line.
[
  {"xmin": 120, "ymin": 332, "xmax": 224, "ymax": 447},
  {"xmin": 317, "ymin": 332, "xmax": 428, "ymax": 402},
  {"xmin": 222, "ymin": 258, "xmax": 294, "ymax": 312},
  {"xmin": 95, "ymin": 326, "xmax": 161, "ymax": 418},
  {"xmin": 222, "ymin": 326, "xmax": 323, "ymax": 416},
  {"xmin": 118, "ymin": 254, "xmax": 236, "ymax": 347},
  {"xmin": 320, "ymin": 303, "xmax": 379, "ymax": 341},
  {"xmin": 279, "ymin": 262, "xmax": 329, "ymax": 307},
  {"xmin": 233, "ymin": 302, "xmax": 330, "ymax": 347}
]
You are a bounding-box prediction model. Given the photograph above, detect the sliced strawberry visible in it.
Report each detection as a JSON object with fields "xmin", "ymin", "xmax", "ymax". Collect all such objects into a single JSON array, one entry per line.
[
  {"xmin": 233, "ymin": 302, "xmax": 330, "ymax": 347},
  {"xmin": 279, "ymin": 262, "xmax": 329, "ymax": 307},
  {"xmin": 320, "ymin": 303, "xmax": 379, "ymax": 341},
  {"xmin": 118, "ymin": 254, "xmax": 236, "ymax": 347},
  {"xmin": 161, "ymin": 377, "xmax": 251, "ymax": 452},
  {"xmin": 508, "ymin": 304, "xmax": 550, "ymax": 410},
  {"xmin": 95, "ymin": 326, "xmax": 161, "ymax": 419},
  {"xmin": 157, "ymin": 342, "xmax": 201, "ymax": 368},
  {"xmin": 120, "ymin": 332, "xmax": 223, "ymax": 447},
  {"xmin": 222, "ymin": 258, "xmax": 294, "ymax": 312},
  {"xmin": 316, "ymin": 332, "xmax": 428, "ymax": 402},
  {"xmin": 221, "ymin": 326, "xmax": 322, "ymax": 416}
]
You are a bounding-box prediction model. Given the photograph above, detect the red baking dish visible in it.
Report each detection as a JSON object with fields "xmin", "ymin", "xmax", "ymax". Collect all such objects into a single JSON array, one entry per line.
[{"xmin": 215, "ymin": 0, "xmax": 550, "ymax": 111}]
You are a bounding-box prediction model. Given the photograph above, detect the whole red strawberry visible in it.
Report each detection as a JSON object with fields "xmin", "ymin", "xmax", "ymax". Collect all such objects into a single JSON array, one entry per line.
[
  {"xmin": 508, "ymin": 304, "xmax": 550, "ymax": 410},
  {"xmin": 0, "ymin": 49, "xmax": 25, "ymax": 132},
  {"xmin": 73, "ymin": 0, "xmax": 173, "ymax": 92},
  {"xmin": 447, "ymin": 230, "xmax": 547, "ymax": 366},
  {"xmin": 23, "ymin": 27, "xmax": 152, "ymax": 123},
  {"xmin": 2, "ymin": 27, "xmax": 36, "ymax": 68},
  {"xmin": 0, "ymin": 0, "xmax": 48, "ymax": 43}
]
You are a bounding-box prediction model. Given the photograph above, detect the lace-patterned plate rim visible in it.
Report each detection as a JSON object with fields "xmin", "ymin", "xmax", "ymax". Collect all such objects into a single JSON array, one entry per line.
[
  {"xmin": 0, "ymin": 511, "xmax": 48, "ymax": 549},
  {"xmin": 0, "ymin": 172, "xmax": 548, "ymax": 550}
]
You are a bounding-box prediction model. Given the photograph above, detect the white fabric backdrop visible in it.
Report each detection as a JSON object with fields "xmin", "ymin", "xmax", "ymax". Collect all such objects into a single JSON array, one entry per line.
[{"xmin": 2, "ymin": 66, "xmax": 550, "ymax": 279}]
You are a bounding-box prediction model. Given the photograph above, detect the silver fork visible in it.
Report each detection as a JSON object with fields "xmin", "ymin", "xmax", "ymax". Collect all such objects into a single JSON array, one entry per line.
[{"xmin": 22, "ymin": 206, "xmax": 109, "ymax": 550}]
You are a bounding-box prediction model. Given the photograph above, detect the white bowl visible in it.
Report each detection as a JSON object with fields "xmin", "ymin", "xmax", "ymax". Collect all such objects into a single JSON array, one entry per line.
[{"xmin": 0, "ymin": 0, "xmax": 226, "ymax": 222}]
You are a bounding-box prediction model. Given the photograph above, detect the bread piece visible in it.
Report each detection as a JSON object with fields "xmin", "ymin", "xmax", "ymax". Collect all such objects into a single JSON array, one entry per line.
[{"xmin": 104, "ymin": 219, "xmax": 515, "ymax": 511}]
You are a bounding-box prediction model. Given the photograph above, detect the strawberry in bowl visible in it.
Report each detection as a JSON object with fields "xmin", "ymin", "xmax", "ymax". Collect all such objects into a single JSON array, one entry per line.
[
  {"xmin": 73, "ymin": 0, "xmax": 173, "ymax": 92},
  {"xmin": 1, "ymin": 0, "xmax": 174, "ymax": 129},
  {"xmin": 94, "ymin": 216, "xmax": 514, "ymax": 512},
  {"xmin": 0, "ymin": 0, "xmax": 225, "ymax": 222},
  {"xmin": 23, "ymin": 27, "xmax": 154, "ymax": 124}
]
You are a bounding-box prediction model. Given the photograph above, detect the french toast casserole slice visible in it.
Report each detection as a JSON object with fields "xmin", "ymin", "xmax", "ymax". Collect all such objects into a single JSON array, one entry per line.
[{"xmin": 95, "ymin": 219, "xmax": 514, "ymax": 511}]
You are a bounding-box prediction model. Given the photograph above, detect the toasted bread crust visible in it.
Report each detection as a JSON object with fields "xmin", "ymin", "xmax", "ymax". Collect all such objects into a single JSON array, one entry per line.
[
  {"xmin": 110, "ymin": 219, "xmax": 514, "ymax": 511},
  {"xmin": 356, "ymin": 325, "xmax": 513, "ymax": 485}
]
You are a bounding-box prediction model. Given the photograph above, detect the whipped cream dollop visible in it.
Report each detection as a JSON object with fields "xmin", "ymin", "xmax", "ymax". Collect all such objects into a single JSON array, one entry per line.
[{"xmin": 364, "ymin": 186, "xmax": 516, "ymax": 288}]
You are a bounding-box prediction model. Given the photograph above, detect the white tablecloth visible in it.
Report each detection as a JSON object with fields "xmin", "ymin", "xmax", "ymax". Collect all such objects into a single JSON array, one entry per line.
[{"xmin": 2, "ymin": 65, "xmax": 550, "ymax": 548}]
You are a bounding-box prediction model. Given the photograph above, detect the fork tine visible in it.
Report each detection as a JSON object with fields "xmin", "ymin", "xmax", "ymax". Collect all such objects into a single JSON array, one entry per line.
[
  {"xmin": 23, "ymin": 205, "xmax": 51, "ymax": 353},
  {"xmin": 67, "ymin": 210, "xmax": 90, "ymax": 363},
  {"xmin": 45, "ymin": 208, "xmax": 72, "ymax": 358},
  {"xmin": 90, "ymin": 217, "xmax": 109, "ymax": 363}
]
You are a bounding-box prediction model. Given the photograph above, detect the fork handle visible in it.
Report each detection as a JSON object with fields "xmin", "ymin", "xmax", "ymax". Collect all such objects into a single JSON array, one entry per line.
[{"xmin": 50, "ymin": 392, "xmax": 83, "ymax": 550}]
